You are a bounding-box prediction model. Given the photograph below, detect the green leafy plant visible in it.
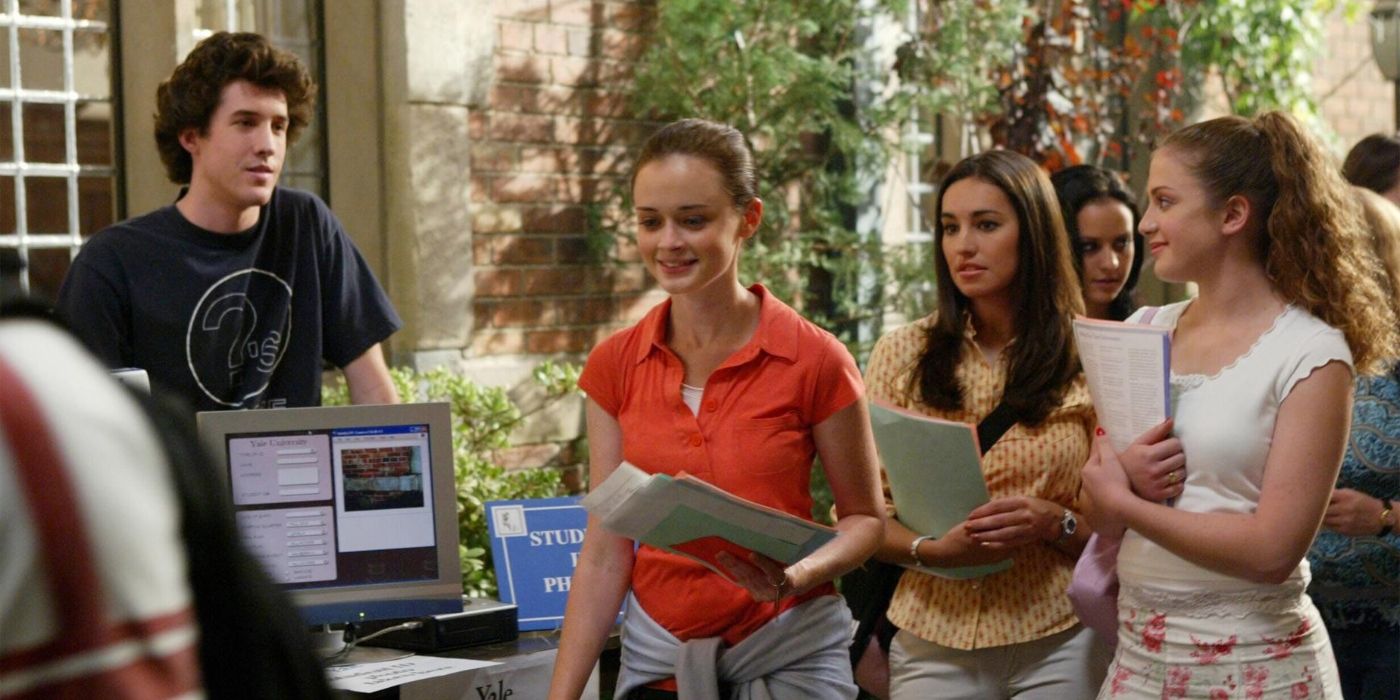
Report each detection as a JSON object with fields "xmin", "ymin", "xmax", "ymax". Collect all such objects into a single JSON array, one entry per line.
[
  {"xmin": 323, "ymin": 363, "xmax": 580, "ymax": 597},
  {"xmin": 890, "ymin": 0, "xmax": 1362, "ymax": 169},
  {"xmin": 590, "ymin": 0, "xmax": 907, "ymax": 358}
]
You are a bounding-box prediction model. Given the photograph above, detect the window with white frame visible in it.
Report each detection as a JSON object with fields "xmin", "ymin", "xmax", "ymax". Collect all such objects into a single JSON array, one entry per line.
[{"xmin": 1, "ymin": 0, "xmax": 117, "ymax": 301}]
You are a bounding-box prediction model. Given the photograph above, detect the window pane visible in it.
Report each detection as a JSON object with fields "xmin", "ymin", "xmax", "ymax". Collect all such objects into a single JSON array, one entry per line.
[
  {"xmin": 75, "ymin": 100, "xmax": 113, "ymax": 165},
  {"xmin": 0, "ymin": 177, "xmax": 14, "ymax": 233},
  {"xmin": 22, "ymin": 102, "xmax": 65, "ymax": 163},
  {"xmin": 287, "ymin": 112, "xmax": 321, "ymax": 188},
  {"xmin": 1, "ymin": 25, "xmax": 10, "ymax": 90},
  {"xmin": 24, "ymin": 176, "xmax": 67, "ymax": 232},
  {"xmin": 264, "ymin": 1, "xmax": 312, "ymax": 42},
  {"xmin": 77, "ymin": 173, "xmax": 113, "ymax": 233},
  {"xmin": 17, "ymin": 29, "xmax": 65, "ymax": 92},
  {"xmin": 195, "ymin": 0, "xmax": 235, "ymax": 31},
  {"xmin": 0, "ymin": 103, "xmax": 11, "ymax": 161},
  {"xmin": 28, "ymin": 246, "xmax": 73, "ymax": 303},
  {"xmin": 18, "ymin": 1, "xmax": 62, "ymax": 17},
  {"xmin": 72, "ymin": 36, "xmax": 112, "ymax": 100},
  {"xmin": 71, "ymin": 0, "xmax": 110, "ymax": 23}
]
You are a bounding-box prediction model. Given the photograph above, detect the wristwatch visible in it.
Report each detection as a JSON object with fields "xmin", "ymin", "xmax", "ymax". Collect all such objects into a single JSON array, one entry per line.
[
  {"xmin": 1379, "ymin": 498, "xmax": 1394, "ymax": 538},
  {"xmin": 1057, "ymin": 508, "xmax": 1077, "ymax": 542}
]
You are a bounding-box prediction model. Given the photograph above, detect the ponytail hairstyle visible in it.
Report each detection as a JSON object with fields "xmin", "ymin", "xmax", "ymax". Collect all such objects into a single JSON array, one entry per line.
[
  {"xmin": 1050, "ymin": 165, "xmax": 1144, "ymax": 321},
  {"xmin": 1161, "ymin": 112, "xmax": 1399, "ymax": 373},
  {"xmin": 917, "ymin": 150, "xmax": 1084, "ymax": 426}
]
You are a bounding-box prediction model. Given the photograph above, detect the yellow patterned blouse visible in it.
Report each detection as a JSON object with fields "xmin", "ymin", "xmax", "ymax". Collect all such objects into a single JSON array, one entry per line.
[{"xmin": 867, "ymin": 314, "xmax": 1095, "ymax": 650}]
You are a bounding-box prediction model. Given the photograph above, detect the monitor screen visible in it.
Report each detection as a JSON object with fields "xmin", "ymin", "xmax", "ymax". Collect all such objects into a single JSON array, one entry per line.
[{"xmin": 197, "ymin": 403, "xmax": 462, "ymax": 626}]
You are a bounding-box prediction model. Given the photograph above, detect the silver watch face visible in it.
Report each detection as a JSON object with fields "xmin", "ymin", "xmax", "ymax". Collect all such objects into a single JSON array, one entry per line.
[{"xmin": 1062, "ymin": 511, "xmax": 1077, "ymax": 536}]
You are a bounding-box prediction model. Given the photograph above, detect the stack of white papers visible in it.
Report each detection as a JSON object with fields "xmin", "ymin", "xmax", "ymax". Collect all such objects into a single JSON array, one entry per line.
[{"xmin": 1072, "ymin": 317, "xmax": 1172, "ymax": 451}]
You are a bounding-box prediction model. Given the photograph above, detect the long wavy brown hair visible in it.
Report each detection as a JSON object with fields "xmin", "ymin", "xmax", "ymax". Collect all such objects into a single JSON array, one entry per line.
[
  {"xmin": 916, "ymin": 150, "xmax": 1084, "ymax": 426},
  {"xmin": 1163, "ymin": 112, "xmax": 1400, "ymax": 373}
]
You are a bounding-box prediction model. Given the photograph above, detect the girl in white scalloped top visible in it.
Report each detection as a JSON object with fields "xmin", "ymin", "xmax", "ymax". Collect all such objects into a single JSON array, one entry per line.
[{"xmin": 1081, "ymin": 111, "xmax": 1400, "ymax": 700}]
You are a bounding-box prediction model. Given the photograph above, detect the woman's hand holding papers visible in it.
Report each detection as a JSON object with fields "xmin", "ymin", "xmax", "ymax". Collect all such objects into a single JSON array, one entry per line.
[
  {"xmin": 716, "ymin": 550, "xmax": 804, "ymax": 602},
  {"xmin": 911, "ymin": 522, "xmax": 1017, "ymax": 568},
  {"xmin": 1118, "ymin": 419, "xmax": 1187, "ymax": 502},
  {"xmin": 964, "ymin": 496, "xmax": 1065, "ymax": 548}
]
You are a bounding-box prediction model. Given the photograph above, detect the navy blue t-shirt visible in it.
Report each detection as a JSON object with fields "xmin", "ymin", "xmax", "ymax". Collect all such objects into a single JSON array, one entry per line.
[{"xmin": 56, "ymin": 187, "xmax": 401, "ymax": 411}]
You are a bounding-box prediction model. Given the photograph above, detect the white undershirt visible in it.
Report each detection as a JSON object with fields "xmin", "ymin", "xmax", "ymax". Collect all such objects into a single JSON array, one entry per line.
[{"xmin": 681, "ymin": 383, "xmax": 704, "ymax": 416}]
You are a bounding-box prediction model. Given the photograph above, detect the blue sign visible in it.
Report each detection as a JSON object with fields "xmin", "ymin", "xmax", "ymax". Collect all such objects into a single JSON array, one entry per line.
[{"xmin": 486, "ymin": 496, "xmax": 620, "ymax": 632}]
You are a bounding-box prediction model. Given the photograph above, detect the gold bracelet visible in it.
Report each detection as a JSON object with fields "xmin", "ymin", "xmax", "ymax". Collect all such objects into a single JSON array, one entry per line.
[
  {"xmin": 910, "ymin": 535, "xmax": 935, "ymax": 567},
  {"xmin": 1379, "ymin": 498, "xmax": 1394, "ymax": 538}
]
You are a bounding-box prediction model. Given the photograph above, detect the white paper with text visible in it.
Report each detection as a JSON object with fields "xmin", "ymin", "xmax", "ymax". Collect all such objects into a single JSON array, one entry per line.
[
  {"xmin": 1073, "ymin": 317, "xmax": 1172, "ymax": 452},
  {"xmin": 325, "ymin": 655, "xmax": 500, "ymax": 692}
]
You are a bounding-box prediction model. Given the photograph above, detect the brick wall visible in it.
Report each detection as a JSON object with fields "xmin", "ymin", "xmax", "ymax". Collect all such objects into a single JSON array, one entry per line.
[
  {"xmin": 341, "ymin": 446, "xmax": 424, "ymax": 510},
  {"xmin": 341, "ymin": 446, "xmax": 418, "ymax": 479},
  {"xmin": 468, "ymin": 0, "xmax": 662, "ymax": 362}
]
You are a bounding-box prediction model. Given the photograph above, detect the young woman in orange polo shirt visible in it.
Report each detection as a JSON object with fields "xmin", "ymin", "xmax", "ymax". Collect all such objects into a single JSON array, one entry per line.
[
  {"xmin": 866, "ymin": 150, "xmax": 1110, "ymax": 699},
  {"xmin": 547, "ymin": 119, "xmax": 885, "ymax": 700}
]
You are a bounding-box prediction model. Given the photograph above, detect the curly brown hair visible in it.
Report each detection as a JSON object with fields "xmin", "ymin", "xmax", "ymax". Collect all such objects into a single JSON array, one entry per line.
[
  {"xmin": 154, "ymin": 32, "xmax": 316, "ymax": 184},
  {"xmin": 1163, "ymin": 112, "xmax": 1400, "ymax": 373}
]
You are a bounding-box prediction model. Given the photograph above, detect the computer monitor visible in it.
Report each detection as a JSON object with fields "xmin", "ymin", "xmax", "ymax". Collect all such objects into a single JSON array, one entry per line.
[{"xmin": 197, "ymin": 402, "xmax": 462, "ymax": 627}]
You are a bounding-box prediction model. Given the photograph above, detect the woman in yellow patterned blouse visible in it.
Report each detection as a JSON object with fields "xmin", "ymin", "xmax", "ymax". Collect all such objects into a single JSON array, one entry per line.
[{"xmin": 867, "ymin": 150, "xmax": 1110, "ymax": 699}]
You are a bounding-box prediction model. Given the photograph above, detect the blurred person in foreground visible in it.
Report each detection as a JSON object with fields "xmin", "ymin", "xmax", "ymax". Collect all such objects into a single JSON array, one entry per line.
[{"xmin": 0, "ymin": 298, "xmax": 333, "ymax": 699}]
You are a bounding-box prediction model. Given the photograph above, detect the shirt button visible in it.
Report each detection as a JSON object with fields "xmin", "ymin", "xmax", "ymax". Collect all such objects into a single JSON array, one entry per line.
[
  {"xmin": 703, "ymin": 400, "xmax": 718, "ymax": 412},
  {"xmin": 689, "ymin": 434, "xmax": 703, "ymax": 447}
]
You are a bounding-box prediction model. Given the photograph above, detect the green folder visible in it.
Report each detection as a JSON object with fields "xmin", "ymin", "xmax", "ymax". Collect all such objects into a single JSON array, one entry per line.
[{"xmin": 870, "ymin": 400, "xmax": 1012, "ymax": 579}]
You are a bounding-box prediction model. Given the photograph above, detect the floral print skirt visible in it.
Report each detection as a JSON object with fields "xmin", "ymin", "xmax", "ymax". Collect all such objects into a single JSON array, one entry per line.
[{"xmin": 1098, "ymin": 584, "xmax": 1342, "ymax": 699}]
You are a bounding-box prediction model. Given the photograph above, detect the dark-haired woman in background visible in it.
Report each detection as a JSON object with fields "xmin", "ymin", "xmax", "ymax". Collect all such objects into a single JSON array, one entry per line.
[
  {"xmin": 868, "ymin": 150, "xmax": 1109, "ymax": 699},
  {"xmin": 1050, "ymin": 165, "xmax": 1144, "ymax": 321}
]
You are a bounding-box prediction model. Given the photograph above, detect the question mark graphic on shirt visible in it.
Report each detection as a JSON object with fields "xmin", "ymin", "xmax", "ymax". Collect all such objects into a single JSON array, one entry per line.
[
  {"xmin": 200, "ymin": 293, "xmax": 259, "ymax": 387},
  {"xmin": 186, "ymin": 269, "xmax": 293, "ymax": 407}
]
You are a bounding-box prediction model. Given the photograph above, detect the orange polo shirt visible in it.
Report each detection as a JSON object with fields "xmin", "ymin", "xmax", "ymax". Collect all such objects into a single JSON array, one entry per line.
[{"xmin": 579, "ymin": 284, "xmax": 862, "ymax": 646}]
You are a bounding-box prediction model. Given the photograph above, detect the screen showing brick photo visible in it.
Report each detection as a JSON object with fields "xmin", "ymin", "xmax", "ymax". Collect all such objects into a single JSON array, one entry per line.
[
  {"xmin": 225, "ymin": 423, "xmax": 438, "ymax": 590},
  {"xmin": 340, "ymin": 445, "xmax": 425, "ymax": 511}
]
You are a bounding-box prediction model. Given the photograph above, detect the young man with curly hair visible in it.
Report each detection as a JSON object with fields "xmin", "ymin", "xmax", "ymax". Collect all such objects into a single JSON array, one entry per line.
[{"xmin": 56, "ymin": 32, "xmax": 400, "ymax": 411}]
